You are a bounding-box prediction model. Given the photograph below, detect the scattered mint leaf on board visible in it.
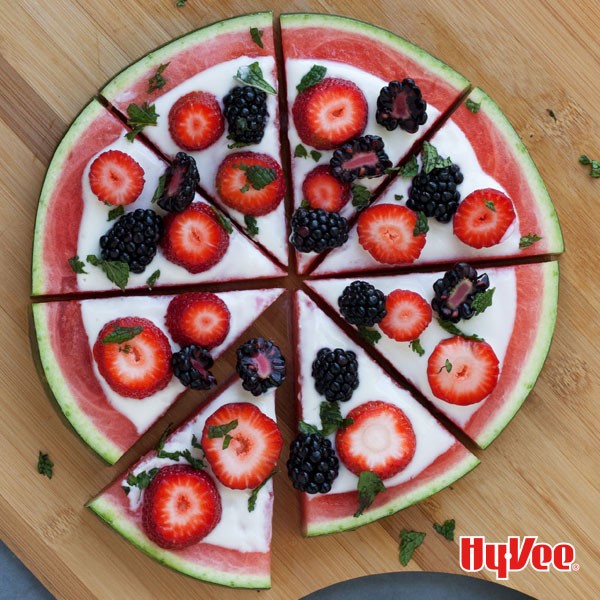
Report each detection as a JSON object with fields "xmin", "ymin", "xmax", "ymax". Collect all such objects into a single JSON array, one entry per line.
[
  {"xmin": 351, "ymin": 184, "xmax": 372, "ymax": 210},
  {"xmin": 86, "ymin": 255, "xmax": 130, "ymax": 290},
  {"xmin": 519, "ymin": 233, "xmax": 542, "ymax": 249},
  {"xmin": 234, "ymin": 62, "xmax": 276, "ymax": 95},
  {"xmin": 244, "ymin": 215, "xmax": 259, "ymax": 237},
  {"xmin": 409, "ymin": 338, "xmax": 425, "ymax": 357},
  {"xmin": 355, "ymin": 471, "xmax": 385, "ymax": 517},
  {"xmin": 297, "ymin": 65, "xmax": 327, "ymax": 92},
  {"xmin": 413, "ymin": 211, "xmax": 429, "ymax": 236},
  {"xmin": 357, "ymin": 325, "xmax": 381, "ymax": 344},
  {"xmin": 125, "ymin": 102, "xmax": 158, "ymax": 141},
  {"xmin": 235, "ymin": 163, "xmax": 277, "ymax": 190},
  {"xmin": 433, "ymin": 518, "xmax": 455, "ymax": 541},
  {"xmin": 421, "ymin": 141, "xmax": 452, "ymax": 174},
  {"xmin": 437, "ymin": 318, "xmax": 484, "ymax": 341},
  {"xmin": 126, "ymin": 468, "xmax": 159, "ymax": 490},
  {"xmin": 37, "ymin": 452, "xmax": 53, "ymax": 479},
  {"xmin": 294, "ymin": 144, "xmax": 308, "ymax": 159},
  {"xmin": 310, "ymin": 150, "xmax": 322, "ymax": 162},
  {"xmin": 399, "ymin": 529, "xmax": 426, "ymax": 565},
  {"xmin": 68, "ymin": 255, "xmax": 87, "ymax": 274},
  {"xmin": 547, "ymin": 108, "xmax": 557, "ymax": 122},
  {"xmin": 102, "ymin": 326, "xmax": 143, "ymax": 345},
  {"xmin": 147, "ymin": 62, "xmax": 170, "ymax": 93},
  {"xmin": 298, "ymin": 421, "xmax": 320, "ymax": 435},
  {"xmin": 250, "ymin": 27, "xmax": 264, "ymax": 49},
  {"xmin": 146, "ymin": 269, "xmax": 160, "ymax": 289},
  {"xmin": 248, "ymin": 470, "xmax": 277, "ymax": 512},
  {"xmin": 209, "ymin": 207, "xmax": 233, "ymax": 234},
  {"xmin": 579, "ymin": 154, "xmax": 600, "ymax": 178},
  {"xmin": 319, "ymin": 402, "xmax": 354, "ymax": 437},
  {"xmin": 107, "ymin": 205, "xmax": 125, "ymax": 221},
  {"xmin": 176, "ymin": 0, "xmax": 187, "ymax": 7},
  {"xmin": 208, "ymin": 420, "xmax": 238, "ymax": 440},
  {"xmin": 472, "ymin": 287, "xmax": 495, "ymax": 315},
  {"xmin": 465, "ymin": 98, "xmax": 481, "ymax": 113}
]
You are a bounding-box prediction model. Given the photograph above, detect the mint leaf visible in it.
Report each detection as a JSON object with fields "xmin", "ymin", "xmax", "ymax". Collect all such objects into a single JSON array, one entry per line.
[
  {"xmin": 234, "ymin": 62, "xmax": 276, "ymax": 95},
  {"xmin": 181, "ymin": 449, "xmax": 205, "ymax": 469},
  {"xmin": 421, "ymin": 141, "xmax": 452, "ymax": 174},
  {"xmin": 146, "ymin": 269, "xmax": 160, "ymax": 289},
  {"xmin": 547, "ymin": 109, "xmax": 557, "ymax": 122},
  {"xmin": 152, "ymin": 174, "xmax": 166, "ymax": 204},
  {"xmin": 437, "ymin": 318, "xmax": 484, "ymax": 341},
  {"xmin": 310, "ymin": 150, "xmax": 322, "ymax": 162},
  {"xmin": 126, "ymin": 468, "xmax": 159, "ymax": 490},
  {"xmin": 298, "ymin": 421, "xmax": 320, "ymax": 435},
  {"xmin": 250, "ymin": 27, "xmax": 264, "ymax": 49},
  {"xmin": 484, "ymin": 199, "xmax": 496, "ymax": 212},
  {"xmin": 413, "ymin": 211, "xmax": 429, "ymax": 236},
  {"xmin": 148, "ymin": 62, "xmax": 170, "ymax": 93},
  {"xmin": 472, "ymin": 287, "xmax": 495, "ymax": 315},
  {"xmin": 102, "ymin": 326, "xmax": 143, "ymax": 345},
  {"xmin": 176, "ymin": 0, "xmax": 187, "ymax": 6},
  {"xmin": 579, "ymin": 154, "xmax": 600, "ymax": 178},
  {"xmin": 433, "ymin": 518, "xmax": 455, "ymax": 541},
  {"xmin": 244, "ymin": 215, "xmax": 259, "ymax": 237},
  {"xmin": 208, "ymin": 420, "xmax": 238, "ymax": 441},
  {"xmin": 387, "ymin": 155, "xmax": 419, "ymax": 178},
  {"xmin": 37, "ymin": 452, "xmax": 53, "ymax": 479},
  {"xmin": 294, "ymin": 144, "xmax": 308, "ymax": 158},
  {"xmin": 235, "ymin": 163, "xmax": 277, "ymax": 190},
  {"xmin": 394, "ymin": 194, "xmax": 404, "ymax": 202},
  {"xmin": 107, "ymin": 205, "xmax": 125, "ymax": 221},
  {"xmin": 209, "ymin": 207, "xmax": 233, "ymax": 234},
  {"xmin": 191, "ymin": 434, "xmax": 202, "ymax": 450},
  {"xmin": 227, "ymin": 140, "xmax": 250, "ymax": 149},
  {"xmin": 125, "ymin": 102, "xmax": 158, "ymax": 141},
  {"xmin": 248, "ymin": 470, "xmax": 276, "ymax": 512},
  {"xmin": 519, "ymin": 233, "xmax": 542, "ymax": 249},
  {"xmin": 357, "ymin": 325, "xmax": 381, "ymax": 345},
  {"xmin": 297, "ymin": 65, "xmax": 327, "ymax": 92},
  {"xmin": 399, "ymin": 529, "xmax": 426, "ymax": 565},
  {"xmin": 351, "ymin": 184, "xmax": 372, "ymax": 210},
  {"xmin": 155, "ymin": 423, "xmax": 173, "ymax": 455},
  {"xmin": 409, "ymin": 338, "xmax": 425, "ymax": 357},
  {"xmin": 440, "ymin": 359, "xmax": 453, "ymax": 373},
  {"xmin": 354, "ymin": 471, "xmax": 385, "ymax": 517},
  {"xmin": 579, "ymin": 155, "xmax": 591, "ymax": 165},
  {"xmin": 300, "ymin": 199, "xmax": 310, "ymax": 209},
  {"xmin": 86, "ymin": 254, "xmax": 130, "ymax": 290},
  {"xmin": 465, "ymin": 98, "xmax": 481, "ymax": 113},
  {"xmin": 68, "ymin": 255, "xmax": 87, "ymax": 274},
  {"xmin": 319, "ymin": 402, "xmax": 354, "ymax": 437}
]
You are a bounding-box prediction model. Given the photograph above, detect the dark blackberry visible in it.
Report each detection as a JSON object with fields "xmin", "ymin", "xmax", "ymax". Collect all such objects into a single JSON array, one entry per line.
[
  {"xmin": 432, "ymin": 262, "xmax": 490, "ymax": 323},
  {"xmin": 236, "ymin": 338, "xmax": 286, "ymax": 396},
  {"xmin": 289, "ymin": 208, "xmax": 349, "ymax": 253},
  {"xmin": 171, "ymin": 345, "xmax": 217, "ymax": 390},
  {"xmin": 223, "ymin": 86, "xmax": 268, "ymax": 144},
  {"xmin": 99, "ymin": 208, "xmax": 163, "ymax": 274},
  {"xmin": 312, "ymin": 348, "xmax": 359, "ymax": 403},
  {"xmin": 156, "ymin": 152, "xmax": 199, "ymax": 212},
  {"xmin": 407, "ymin": 163, "xmax": 464, "ymax": 223},
  {"xmin": 338, "ymin": 281, "xmax": 387, "ymax": 327},
  {"xmin": 329, "ymin": 135, "xmax": 392, "ymax": 183},
  {"xmin": 376, "ymin": 79, "xmax": 428, "ymax": 133},
  {"xmin": 287, "ymin": 432, "xmax": 339, "ymax": 494}
]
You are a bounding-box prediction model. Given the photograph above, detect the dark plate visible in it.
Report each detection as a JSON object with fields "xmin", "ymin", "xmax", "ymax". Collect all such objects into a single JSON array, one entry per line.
[{"xmin": 301, "ymin": 572, "xmax": 537, "ymax": 600}]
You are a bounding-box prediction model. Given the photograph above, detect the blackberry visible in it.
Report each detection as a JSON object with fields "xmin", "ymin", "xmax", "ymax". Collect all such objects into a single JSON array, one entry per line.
[
  {"xmin": 432, "ymin": 262, "xmax": 490, "ymax": 323},
  {"xmin": 312, "ymin": 348, "xmax": 359, "ymax": 403},
  {"xmin": 99, "ymin": 208, "xmax": 163, "ymax": 274},
  {"xmin": 289, "ymin": 208, "xmax": 349, "ymax": 253},
  {"xmin": 171, "ymin": 345, "xmax": 217, "ymax": 390},
  {"xmin": 223, "ymin": 86, "xmax": 268, "ymax": 144},
  {"xmin": 156, "ymin": 152, "xmax": 199, "ymax": 212},
  {"xmin": 338, "ymin": 280, "xmax": 387, "ymax": 327},
  {"xmin": 329, "ymin": 135, "xmax": 392, "ymax": 183},
  {"xmin": 236, "ymin": 338, "xmax": 286, "ymax": 396},
  {"xmin": 376, "ymin": 79, "xmax": 428, "ymax": 133},
  {"xmin": 287, "ymin": 432, "xmax": 339, "ymax": 494},
  {"xmin": 407, "ymin": 163, "xmax": 464, "ymax": 223}
]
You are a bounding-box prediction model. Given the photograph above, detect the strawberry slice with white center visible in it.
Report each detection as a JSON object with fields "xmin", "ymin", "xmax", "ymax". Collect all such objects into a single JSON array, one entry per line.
[
  {"xmin": 453, "ymin": 188, "xmax": 516, "ymax": 248},
  {"xmin": 335, "ymin": 401, "xmax": 416, "ymax": 480},
  {"xmin": 302, "ymin": 165, "xmax": 351, "ymax": 212},
  {"xmin": 88, "ymin": 149, "xmax": 145, "ymax": 206},
  {"xmin": 357, "ymin": 204, "xmax": 426, "ymax": 264},
  {"xmin": 92, "ymin": 316, "xmax": 173, "ymax": 399},
  {"xmin": 427, "ymin": 336, "xmax": 500, "ymax": 405},
  {"xmin": 379, "ymin": 289, "xmax": 432, "ymax": 342},
  {"xmin": 202, "ymin": 402, "xmax": 283, "ymax": 490},
  {"xmin": 142, "ymin": 464, "xmax": 222, "ymax": 550}
]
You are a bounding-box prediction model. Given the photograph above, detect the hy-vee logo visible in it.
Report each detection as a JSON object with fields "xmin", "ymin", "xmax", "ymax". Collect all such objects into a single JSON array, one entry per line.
[{"xmin": 459, "ymin": 536, "xmax": 577, "ymax": 579}]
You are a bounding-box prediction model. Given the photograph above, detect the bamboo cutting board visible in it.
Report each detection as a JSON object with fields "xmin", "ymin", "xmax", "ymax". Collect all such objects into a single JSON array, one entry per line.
[{"xmin": 1, "ymin": 1, "xmax": 599, "ymax": 598}]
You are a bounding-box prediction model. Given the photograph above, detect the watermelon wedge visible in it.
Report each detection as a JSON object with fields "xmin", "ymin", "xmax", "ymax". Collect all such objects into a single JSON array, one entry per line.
[
  {"xmin": 99, "ymin": 12, "xmax": 289, "ymax": 268},
  {"xmin": 307, "ymin": 261, "xmax": 559, "ymax": 448},
  {"xmin": 291, "ymin": 291, "xmax": 478, "ymax": 536},
  {"xmin": 88, "ymin": 375, "xmax": 279, "ymax": 588},
  {"xmin": 31, "ymin": 288, "xmax": 283, "ymax": 463},
  {"xmin": 280, "ymin": 13, "xmax": 471, "ymax": 273},
  {"xmin": 312, "ymin": 87, "xmax": 564, "ymax": 276}
]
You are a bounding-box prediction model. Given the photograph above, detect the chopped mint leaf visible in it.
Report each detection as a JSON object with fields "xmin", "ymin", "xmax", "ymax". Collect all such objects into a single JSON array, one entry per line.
[
  {"xmin": 465, "ymin": 98, "xmax": 481, "ymax": 113},
  {"xmin": 394, "ymin": 194, "xmax": 404, "ymax": 202},
  {"xmin": 519, "ymin": 233, "xmax": 542, "ymax": 249},
  {"xmin": 176, "ymin": 0, "xmax": 187, "ymax": 6},
  {"xmin": 181, "ymin": 449, "xmax": 205, "ymax": 470},
  {"xmin": 298, "ymin": 421, "xmax": 320, "ymax": 435},
  {"xmin": 547, "ymin": 108, "xmax": 557, "ymax": 122},
  {"xmin": 240, "ymin": 183, "xmax": 250, "ymax": 193},
  {"xmin": 147, "ymin": 62, "xmax": 170, "ymax": 93},
  {"xmin": 222, "ymin": 434, "xmax": 233, "ymax": 450},
  {"xmin": 152, "ymin": 174, "xmax": 166, "ymax": 204},
  {"xmin": 409, "ymin": 338, "xmax": 425, "ymax": 357},
  {"xmin": 357, "ymin": 325, "xmax": 381, "ymax": 344},
  {"xmin": 579, "ymin": 155, "xmax": 591, "ymax": 165},
  {"xmin": 440, "ymin": 359, "xmax": 453, "ymax": 373},
  {"xmin": 300, "ymin": 199, "xmax": 310, "ymax": 209},
  {"xmin": 122, "ymin": 486, "xmax": 130, "ymax": 496},
  {"xmin": 484, "ymin": 199, "xmax": 496, "ymax": 212},
  {"xmin": 68, "ymin": 255, "xmax": 87, "ymax": 274},
  {"xmin": 250, "ymin": 27, "xmax": 264, "ymax": 48},
  {"xmin": 146, "ymin": 269, "xmax": 160, "ymax": 289},
  {"xmin": 399, "ymin": 529, "xmax": 426, "ymax": 565},
  {"xmin": 421, "ymin": 141, "xmax": 452, "ymax": 174},
  {"xmin": 86, "ymin": 255, "xmax": 130, "ymax": 290},
  {"xmin": 248, "ymin": 470, "xmax": 276, "ymax": 512},
  {"xmin": 208, "ymin": 419, "xmax": 238, "ymax": 440},
  {"xmin": 37, "ymin": 452, "xmax": 53, "ymax": 479},
  {"xmin": 209, "ymin": 207, "xmax": 233, "ymax": 234},
  {"xmin": 297, "ymin": 65, "xmax": 327, "ymax": 92},
  {"xmin": 107, "ymin": 205, "xmax": 125, "ymax": 221},
  {"xmin": 413, "ymin": 211, "xmax": 429, "ymax": 236},
  {"xmin": 294, "ymin": 144, "xmax": 308, "ymax": 158},
  {"xmin": 244, "ymin": 215, "xmax": 259, "ymax": 237},
  {"xmin": 227, "ymin": 140, "xmax": 250, "ymax": 149},
  {"xmin": 235, "ymin": 163, "xmax": 277, "ymax": 190},
  {"xmin": 319, "ymin": 402, "xmax": 354, "ymax": 437},
  {"xmin": 191, "ymin": 434, "xmax": 202, "ymax": 449},
  {"xmin": 310, "ymin": 150, "xmax": 322, "ymax": 162},
  {"xmin": 102, "ymin": 325, "xmax": 143, "ymax": 345},
  {"xmin": 433, "ymin": 518, "xmax": 455, "ymax": 541},
  {"xmin": 472, "ymin": 287, "xmax": 495, "ymax": 315},
  {"xmin": 155, "ymin": 423, "xmax": 173, "ymax": 455},
  {"xmin": 118, "ymin": 344, "xmax": 131, "ymax": 354},
  {"xmin": 354, "ymin": 471, "xmax": 385, "ymax": 517},
  {"xmin": 351, "ymin": 184, "xmax": 372, "ymax": 210},
  {"xmin": 579, "ymin": 154, "xmax": 600, "ymax": 177},
  {"xmin": 125, "ymin": 102, "xmax": 158, "ymax": 141},
  {"xmin": 126, "ymin": 468, "xmax": 159, "ymax": 490},
  {"xmin": 437, "ymin": 318, "xmax": 484, "ymax": 341},
  {"xmin": 387, "ymin": 155, "xmax": 419, "ymax": 177},
  {"xmin": 234, "ymin": 62, "xmax": 276, "ymax": 95}
]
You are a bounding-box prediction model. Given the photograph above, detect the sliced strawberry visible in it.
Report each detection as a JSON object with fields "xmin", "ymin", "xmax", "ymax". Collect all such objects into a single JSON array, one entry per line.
[
  {"xmin": 166, "ymin": 292, "xmax": 230, "ymax": 349},
  {"xmin": 201, "ymin": 402, "xmax": 283, "ymax": 490},
  {"xmin": 161, "ymin": 202, "xmax": 229, "ymax": 273},
  {"xmin": 215, "ymin": 152, "xmax": 285, "ymax": 216},
  {"xmin": 427, "ymin": 336, "xmax": 500, "ymax": 406},
  {"xmin": 453, "ymin": 188, "xmax": 516, "ymax": 248},
  {"xmin": 379, "ymin": 289, "xmax": 432, "ymax": 342},
  {"xmin": 302, "ymin": 165, "xmax": 351, "ymax": 212},
  {"xmin": 88, "ymin": 150, "xmax": 145, "ymax": 206},
  {"xmin": 142, "ymin": 465, "xmax": 221, "ymax": 550},
  {"xmin": 292, "ymin": 78, "xmax": 368, "ymax": 150},
  {"xmin": 357, "ymin": 204, "xmax": 426, "ymax": 264},
  {"xmin": 168, "ymin": 91, "xmax": 224, "ymax": 151},
  {"xmin": 93, "ymin": 317, "xmax": 172, "ymax": 399},
  {"xmin": 335, "ymin": 401, "xmax": 416, "ymax": 480}
]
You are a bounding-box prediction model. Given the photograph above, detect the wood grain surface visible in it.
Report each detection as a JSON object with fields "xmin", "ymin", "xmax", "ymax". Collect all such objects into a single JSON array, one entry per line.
[{"xmin": 1, "ymin": 1, "xmax": 599, "ymax": 599}]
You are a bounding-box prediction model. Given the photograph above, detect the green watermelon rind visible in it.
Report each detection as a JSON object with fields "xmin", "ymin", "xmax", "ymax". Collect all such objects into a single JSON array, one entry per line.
[
  {"xmin": 306, "ymin": 450, "xmax": 480, "ymax": 537},
  {"xmin": 88, "ymin": 495, "xmax": 271, "ymax": 589},
  {"xmin": 31, "ymin": 302, "xmax": 122, "ymax": 464},
  {"xmin": 468, "ymin": 87, "xmax": 564, "ymax": 255},
  {"xmin": 475, "ymin": 261, "xmax": 560, "ymax": 449},
  {"xmin": 31, "ymin": 99, "xmax": 107, "ymax": 297},
  {"xmin": 100, "ymin": 12, "xmax": 273, "ymax": 100},
  {"xmin": 280, "ymin": 13, "xmax": 470, "ymax": 93}
]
